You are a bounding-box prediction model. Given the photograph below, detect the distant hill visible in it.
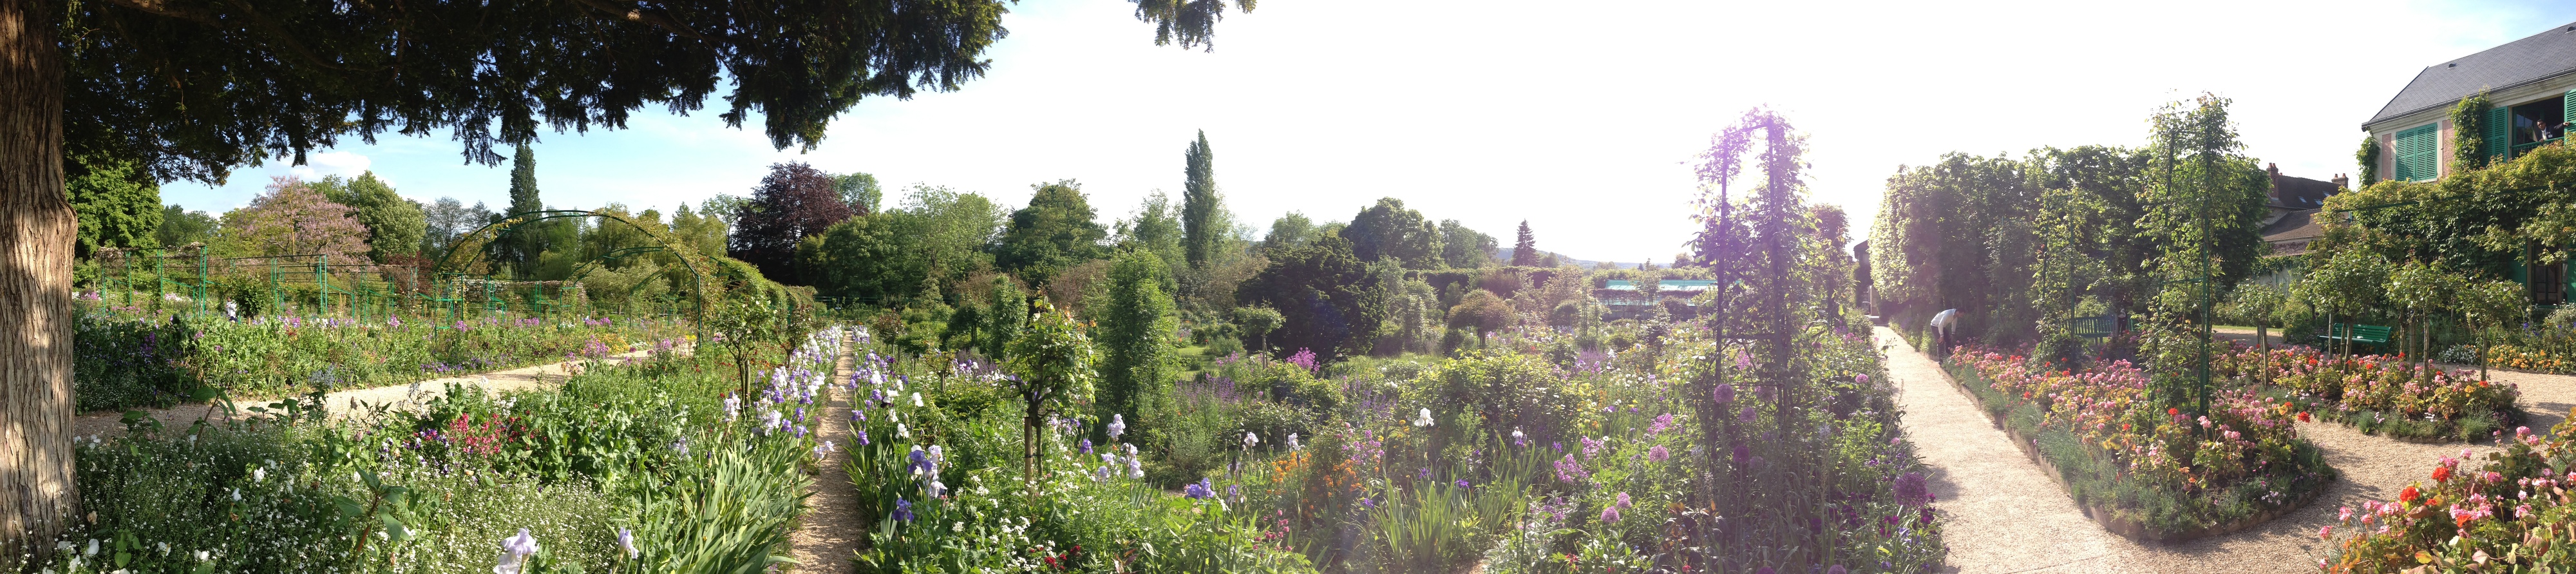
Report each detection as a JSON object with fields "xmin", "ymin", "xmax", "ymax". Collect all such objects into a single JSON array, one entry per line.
[{"xmin": 1493, "ymin": 247, "xmax": 1640, "ymax": 270}]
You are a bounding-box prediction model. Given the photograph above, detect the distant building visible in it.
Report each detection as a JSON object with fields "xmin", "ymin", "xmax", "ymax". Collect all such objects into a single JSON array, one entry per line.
[
  {"xmin": 2257, "ymin": 164, "xmax": 2345, "ymax": 258},
  {"xmin": 1596, "ymin": 279, "xmax": 1712, "ymax": 320},
  {"xmin": 2363, "ymin": 21, "xmax": 2576, "ymax": 182}
]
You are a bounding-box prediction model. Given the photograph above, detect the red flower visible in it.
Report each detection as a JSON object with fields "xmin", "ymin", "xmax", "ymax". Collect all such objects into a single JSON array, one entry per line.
[
  {"xmin": 2297, "ymin": 412, "xmax": 2311, "ymax": 423},
  {"xmin": 2432, "ymin": 466, "xmax": 2452, "ymax": 483},
  {"xmin": 2168, "ymin": 408, "xmax": 2180, "ymax": 416},
  {"xmin": 2400, "ymin": 485, "xmax": 2422, "ymax": 504}
]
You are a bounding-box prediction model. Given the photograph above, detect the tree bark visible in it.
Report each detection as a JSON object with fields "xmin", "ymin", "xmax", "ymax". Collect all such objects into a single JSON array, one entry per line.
[{"xmin": 1, "ymin": 0, "xmax": 77, "ymax": 560}]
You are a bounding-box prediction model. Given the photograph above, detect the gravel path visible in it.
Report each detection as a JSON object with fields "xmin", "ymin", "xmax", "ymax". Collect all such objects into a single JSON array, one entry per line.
[
  {"xmin": 790, "ymin": 331, "xmax": 862, "ymax": 573},
  {"xmin": 69, "ymin": 345, "xmax": 689, "ymax": 439},
  {"xmin": 1880, "ymin": 327, "xmax": 2537, "ymax": 573}
]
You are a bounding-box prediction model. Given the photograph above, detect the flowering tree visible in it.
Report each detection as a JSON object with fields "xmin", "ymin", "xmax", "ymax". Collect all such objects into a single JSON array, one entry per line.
[
  {"xmin": 1005, "ymin": 298, "xmax": 1095, "ymax": 492},
  {"xmin": 216, "ymin": 176, "xmax": 373, "ymax": 262}
]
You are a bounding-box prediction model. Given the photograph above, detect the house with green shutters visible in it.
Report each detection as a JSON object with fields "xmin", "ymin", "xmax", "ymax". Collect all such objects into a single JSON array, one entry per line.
[{"xmin": 2365, "ymin": 22, "xmax": 2576, "ymax": 182}]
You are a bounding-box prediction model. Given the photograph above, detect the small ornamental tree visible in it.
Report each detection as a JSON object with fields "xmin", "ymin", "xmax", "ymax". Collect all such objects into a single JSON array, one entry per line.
[
  {"xmin": 217, "ymin": 177, "xmax": 374, "ymax": 262},
  {"xmin": 2295, "ymin": 249, "xmax": 2392, "ymax": 364},
  {"xmin": 1233, "ymin": 305, "xmax": 1283, "ymax": 353},
  {"xmin": 1005, "ymin": 298, "xmax": 1095, "ymax": 492},
  {"xmin": 2226, "ymin": 282, "xmax": 2289, "ymax": 385},
  {"xmin": 2459, "ymin": 278, "xmax": 2527, "ymax": 381}
]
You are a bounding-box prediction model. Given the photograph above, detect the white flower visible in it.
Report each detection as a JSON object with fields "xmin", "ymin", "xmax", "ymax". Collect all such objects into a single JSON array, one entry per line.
[
  {"xmin": 912, "ymin": 392, "xmax": 924, "ymax": 407},
  {"xmin": 1244, "ymin": 432, "xmax": 1260, "ymax": 449},
  {"xmin": 896, "ymin": 423, "xmax": 910, "ymax": 439},
  {"xmin": 1288, "ymin": 433, "xmax": 1302, "ymax": 451},
  {"xmin": 230, "ymin": 488, "xmax": 241, "ymax": 502},
  {"xmin": 927, "ymin": 445, "xmax": 945, "ymax": 466},
  {"xmin": 1413, "ymin": 408, "xmax": 1435, "ymax": 428},
  {"xmin": 1108, "ymin": 414, "xmax": 1128, "ymax": 440},
  {"xmin": 616, "ymin": 528, "xmax": 637, "ymax": 559},
  {"xmin": 85, "ymin": 539, "xmax": 98, "ymax": 556},
  {"xmin": 493, "ymin": 528, "xmax": 540, "ymax": 574},
  {"xmin": 252, "ymin": 468, "xmax": 265, "ymax": 483}
]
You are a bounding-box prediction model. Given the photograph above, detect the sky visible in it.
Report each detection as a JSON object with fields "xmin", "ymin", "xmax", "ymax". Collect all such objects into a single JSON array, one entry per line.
[{"xmin": 162, "ymin": 0, "xmax": 2576, "ymax": 264}]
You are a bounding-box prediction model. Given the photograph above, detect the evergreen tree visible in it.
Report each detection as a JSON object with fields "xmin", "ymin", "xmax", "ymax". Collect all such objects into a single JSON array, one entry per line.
[
  {"xmin": 1239, "ymin": 234, "xmax": 1388, "ymax": 362},
  {"xmin": 1096, "ymin": 248, "xmax": 1178, "ymax": 440},
  {"xmin": 1511, "ymin": 220, "xmax": 1537, "ymax": 266},
  {"xmin": 503, "ymin": 145, "xmax": 544, "ymax": 276},
  {"xmin": 1181, "ymin": 130, "xmax": 1221, "ymax": 268}
]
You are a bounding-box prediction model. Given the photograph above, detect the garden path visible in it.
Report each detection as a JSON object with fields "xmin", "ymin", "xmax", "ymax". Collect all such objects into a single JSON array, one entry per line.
[
  {"xmin": 68, "ymin": 345, "xmax": 690, "ymax": 439},
  {"xmin": 789, "ymin": 330, "xmax": 862, "ymax": 573},
  {"xmin": 1880, "ymin": 327, "xmax": 2517, "ymax": 573}
]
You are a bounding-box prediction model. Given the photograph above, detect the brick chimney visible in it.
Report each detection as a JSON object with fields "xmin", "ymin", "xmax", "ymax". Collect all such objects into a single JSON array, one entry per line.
[{"xmin": 2332, "ymin": 173, "xmax": 2350, "ymax": 190}]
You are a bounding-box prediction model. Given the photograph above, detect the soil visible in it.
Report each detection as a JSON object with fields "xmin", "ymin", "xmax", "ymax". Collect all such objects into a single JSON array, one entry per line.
[
  {"xmin": 789, "ymin": 330, "xmax": 862, "ymax": 573},
  {"xmin": 1882, "ymin": 326, "xmax": 2576, "ymax": 573},
  {"xmin": 68, "ymin": 346, "xmax": 687, "ymax": 439}
]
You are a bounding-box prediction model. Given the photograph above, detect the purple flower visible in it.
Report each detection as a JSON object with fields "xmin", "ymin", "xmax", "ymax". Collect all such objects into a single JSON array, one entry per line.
[
  {"xmin": 1615, "ymin": 492, "xmax": 1632, "ymax": 508},
  {"xmin": 1359, "ymin": 497, "xmax": 1376, "ymax": 509},
  {"xmin": 1455, "ymin": 479, "xmax": 1472, "ymax": 489},
  {"xmin": 1601, "ymin": 505, "xmax": 1622, "ymax": 523},
  {"xmin": 893, "ymin": 498, "xmax": 914, "ymax": 522},
  {"xmin": 1647, "ymin": 445, "xmax": 1671, "ymax": 463},
  {"xmin": 855, "ymin": 430, "xmax": 869, "ymax": 446},
  {"xmin": 1732, "ymin": 445, "xmax": 1750, "ymax": 466},
  {"xmin": 1080, "ymin": 439, "xmax": 1094, "ymax": 454},
  {"xmin": 1184, "ymin": 478, "xmax": 1217, "ymax": 499},
  {"xmin": 1894, "ymin": 471, "xmax": 1929, "ymax": 506},
  {"xmin": 1649, "ymin": 414, "xmax": 1674, "ymax": 435},
  {"xmin": 1739, "ymin": 406, "xmax": 1759, "ymax": 424}
]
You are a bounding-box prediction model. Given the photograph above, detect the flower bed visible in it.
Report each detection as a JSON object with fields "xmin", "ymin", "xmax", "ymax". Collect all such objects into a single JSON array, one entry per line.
[
  {"xmin": 2322, "ymin": 421, "xmax": 2576, "ymax": 571},
  {"xmin": 75, "ymin": 301, "xmax": 690, "ymax": 411},
  {"xmin": 2213, "ymin": 345, "xmax": 2521, "ymax": 443},
  {"xmin": 17, "ymin": 325, "xmax": 836, "ymax": 573},
  {"xmin": 1946, "ymin": 348, "xmax": 2336, "ymax": 539}
]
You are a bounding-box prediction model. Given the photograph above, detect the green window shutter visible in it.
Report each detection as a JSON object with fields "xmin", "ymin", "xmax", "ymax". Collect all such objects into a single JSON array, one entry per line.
[
  {"xmin": 2564, "ymin": 90, "xmax": 2576, "ymax": 127},
  {"xmin": 2490, "ymin": 106, "xmax": 2512, "ymax": 162},
  {"xmin": 2395, "ymin": 123, "xmax": 2440, "ymax": 181}
]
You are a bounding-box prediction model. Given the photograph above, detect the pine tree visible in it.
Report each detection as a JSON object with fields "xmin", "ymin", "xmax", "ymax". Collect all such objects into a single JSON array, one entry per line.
[
  {"xmin": 504, "ymin": 145, "xmax": 543, "ymax": 276},
  {"xmin": 1511, "ymin": 220, "xmax": 1537, "ymax": 266},
  {"xmin": 1181, "ymin": 131, "xmax": 1221, "ymax": 269}
]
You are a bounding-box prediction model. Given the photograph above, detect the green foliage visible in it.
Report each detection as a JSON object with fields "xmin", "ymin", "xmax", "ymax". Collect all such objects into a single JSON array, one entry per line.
[
  {"xmin": 797, "ymin": 186, "xmax": 1004, "ymax": 307},
  {"xmin": 1341, "ymin": 198, "xmax": 1444, "ymax": 269},
  {"xmin": 65, "ymin": 149, "xmax": 164, "ymax": 259},
  {"xmin": 2356, "ymin": 135, "xmax": 2382, "ymax": 187},
  {"xmin": 1264, "ymin": 212, "xmax": 1318, "ymax": 252},
  {"xmin": 505, "ymin": 145, "xmax": 545, "ymax": 276},
  {"xmin": 1099, "ymin": 249, "xmax": 1180, "ymax": 437},
  {"xmin": 318, "ymin": 172, "xmax": 428, "ymax": 261},
  {"xmin": 2451, "ymin": 90, "xmax": 2494, "ymax": 171},
  {"xmin": 1239, "ymin": 234, "xmax": 1388, "ymax": 362},
  {"xmin": 1233, "ymin": 305, "xmax": 1283, "ymax": 352},
  {"xmin": 1117, "ymin": 191, "xmax": 1189, "ymax": 283},
  {"xmin": 838, "ymin": 171, "xmax": 884, "ymax": 215},
  {"xmin": 155, "ymin": 204, "xmax": 217, "ymax": 248},
  {"xmin": 1182, "ymin": 131, "xmax": 1224, "ymax": 269},
  {"xmin": 998, "ymin": 180, "xmax": 1109, "ymax": 286},
  {"xmin": 1005, "ymin": 298, "xmax": 1099, "ymax": 486},
  {"xmin": 1447, "ymin": 289, "xmax": 1512, "ymax": 343},
  {"xmin": 1511, "ymin": 220, "xmax": 1537, "ymax": 267},
  {"xmin": 1437, "ymin": 219, "xmax": 1497, "ymax": 269}
]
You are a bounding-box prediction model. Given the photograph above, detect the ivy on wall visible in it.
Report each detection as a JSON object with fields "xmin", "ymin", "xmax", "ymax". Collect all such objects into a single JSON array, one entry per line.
[{"xmin": 2451, "ymin": 90, "xmax": 2494, "ymax": 171}]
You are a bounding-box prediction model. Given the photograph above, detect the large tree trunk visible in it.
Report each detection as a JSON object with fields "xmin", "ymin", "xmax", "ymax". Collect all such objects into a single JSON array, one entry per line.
[{"xmin": 1, "ymin": 0, "xmax": 76, "ymax": 561}]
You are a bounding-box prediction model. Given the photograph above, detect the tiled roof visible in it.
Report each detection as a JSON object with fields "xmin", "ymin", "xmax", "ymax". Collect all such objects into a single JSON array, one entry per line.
[
  {"xmin": 2262, "ymin": 209, "xmax": 2323, "ymax": 243},
  {"xmin": 2367, "ymin": 21, "xmax": 2576, "ymax": 128}
]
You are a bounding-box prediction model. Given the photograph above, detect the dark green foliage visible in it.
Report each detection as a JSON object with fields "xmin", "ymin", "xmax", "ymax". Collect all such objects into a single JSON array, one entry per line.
[
  {"xmin": 1239, "ymin": 234, "xmax": 1388, "ymax": 363},
  {"xmin": 1181, "ymin": 131, "xmax": 1222, "ymax": 268},
  {"xmin": 2451, "ymin": 90, "xmax": 2494, "ymax": 171},
  {"xmin": 154, "ymin": 204, "xmax": 215, "ymax": 248},
  {"xmin": 1448, "ymin": 289, "xmax": 1511, "ymax": 343},
  {"xmin": 1117, "ymin": 191, "xmax": 1188, "ymax": 284},
  {"xmin": 1097, "ymin": 249, "xmax": 1179, "ymax": 437},
  {"xmin": 2357, "ymin": 135, "xmax": 2382, "ymax": 187},
  {"xmin": 1437, "ymin": 219, "xmax": 1496, "ymax": 269},
  {"xmin": 998, "ymin": 180, "xmax": 1108, "ymax": 286},
  {"xmin": 796, "ymin": 186, "xmax": 1003, "ymax": 307},
  {"xmin": 502, "ymin": 145, "xmax": 545, "ymax": 276},
  {"xmin": 1233, "ymin": 305, "xmax": 1283, "ymax": 353},
  {"xmin": 1341, "ymin": 197, "xmax": 1443, "ymax": 269},
  {"xmin": 732, "ymin": 162, "xmax": 857, "ymax": 284},
  {"xmin": 1511, "ymin": 220, "xmax": 1537, "ymax": 266},
  {"xmin": 317, "ymin": 172, "xmax": 426, "ymax": 261},
  {"xmin": 64, "ymin": 150, "xmax": 162, "ymax": 258}
]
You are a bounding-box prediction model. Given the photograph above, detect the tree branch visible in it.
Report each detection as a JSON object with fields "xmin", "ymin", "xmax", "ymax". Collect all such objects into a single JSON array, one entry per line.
[{"xmin": 100, "ymin": 0, "xmax": 216, "ymax": 24}]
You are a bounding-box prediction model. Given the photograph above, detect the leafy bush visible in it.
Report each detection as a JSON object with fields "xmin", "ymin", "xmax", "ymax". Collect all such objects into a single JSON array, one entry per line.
[{"xmin": 2322, "ymin": 420, "xmax": 2576, "ymax": 571}]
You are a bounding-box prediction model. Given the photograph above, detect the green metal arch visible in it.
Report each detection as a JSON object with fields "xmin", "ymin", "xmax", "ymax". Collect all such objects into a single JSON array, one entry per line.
[{"xmin": 432, "ymin": 209, "xmax": 715, "ymax": 326}]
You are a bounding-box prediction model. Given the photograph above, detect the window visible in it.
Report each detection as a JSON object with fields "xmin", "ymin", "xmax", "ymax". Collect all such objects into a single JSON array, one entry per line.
[
  {"xmin": 2510, "ymin": 97, "xmax": 2566, "ymax": 153},
  {"xmin": 2394, "ymin": 123, "xmax": 2440, "ymax": 181},
  {"xmin": 2538, "ymin": 262, "xmax": 2567, "ymax": 305}
]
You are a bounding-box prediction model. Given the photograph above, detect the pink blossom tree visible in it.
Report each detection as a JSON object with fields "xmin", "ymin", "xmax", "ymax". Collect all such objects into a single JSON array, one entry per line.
[{"xmin": 218, "ymin": 176, "xmax": 374, "ymax": 263}]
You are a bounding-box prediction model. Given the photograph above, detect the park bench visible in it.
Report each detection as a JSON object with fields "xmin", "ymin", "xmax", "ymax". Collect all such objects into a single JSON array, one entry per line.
[{"xmin": 2319, "ymin": 323, "xmax": 2392, "ymax": 350}]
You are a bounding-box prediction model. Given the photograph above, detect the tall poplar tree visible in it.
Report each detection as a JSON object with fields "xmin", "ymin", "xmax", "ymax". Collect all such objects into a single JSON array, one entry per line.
[
  {"xmin": 1180, "ymin": 130, "xmax": 1221, "ymax": 268},
  {"xmin": 0, "ymin": 0, "xmax": 1256, "ymax": 555},
  {"xmin": 502, "ymin": 145, "xmax": 544, "ymax": 276}
]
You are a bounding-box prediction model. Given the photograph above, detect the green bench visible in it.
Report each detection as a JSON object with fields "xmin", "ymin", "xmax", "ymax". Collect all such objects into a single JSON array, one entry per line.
[{"xmin": 2320, "ymin": 323, "xmax": 2392, "ymax": 350}]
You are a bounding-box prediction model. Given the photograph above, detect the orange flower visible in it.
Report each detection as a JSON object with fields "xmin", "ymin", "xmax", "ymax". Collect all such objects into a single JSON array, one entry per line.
[
  {"xmin": 2400, "ymin": 485, "xmax": 2421, "ymax": 504},
  {"xmin": 2432, "ymin": 466, "xmax": 2452, "ymax": 482}
]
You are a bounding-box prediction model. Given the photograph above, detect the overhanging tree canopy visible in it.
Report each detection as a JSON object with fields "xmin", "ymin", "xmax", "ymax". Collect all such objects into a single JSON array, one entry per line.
[{"xmin": 1, "ymin": 0, "xmax": 1256, "ymax": 556}]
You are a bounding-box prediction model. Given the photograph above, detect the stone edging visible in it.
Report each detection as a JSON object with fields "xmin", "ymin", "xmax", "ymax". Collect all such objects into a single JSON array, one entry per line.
[{"xmin": 1937, "ymin": 362, "xmax": 2327, "ymax": 544}]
